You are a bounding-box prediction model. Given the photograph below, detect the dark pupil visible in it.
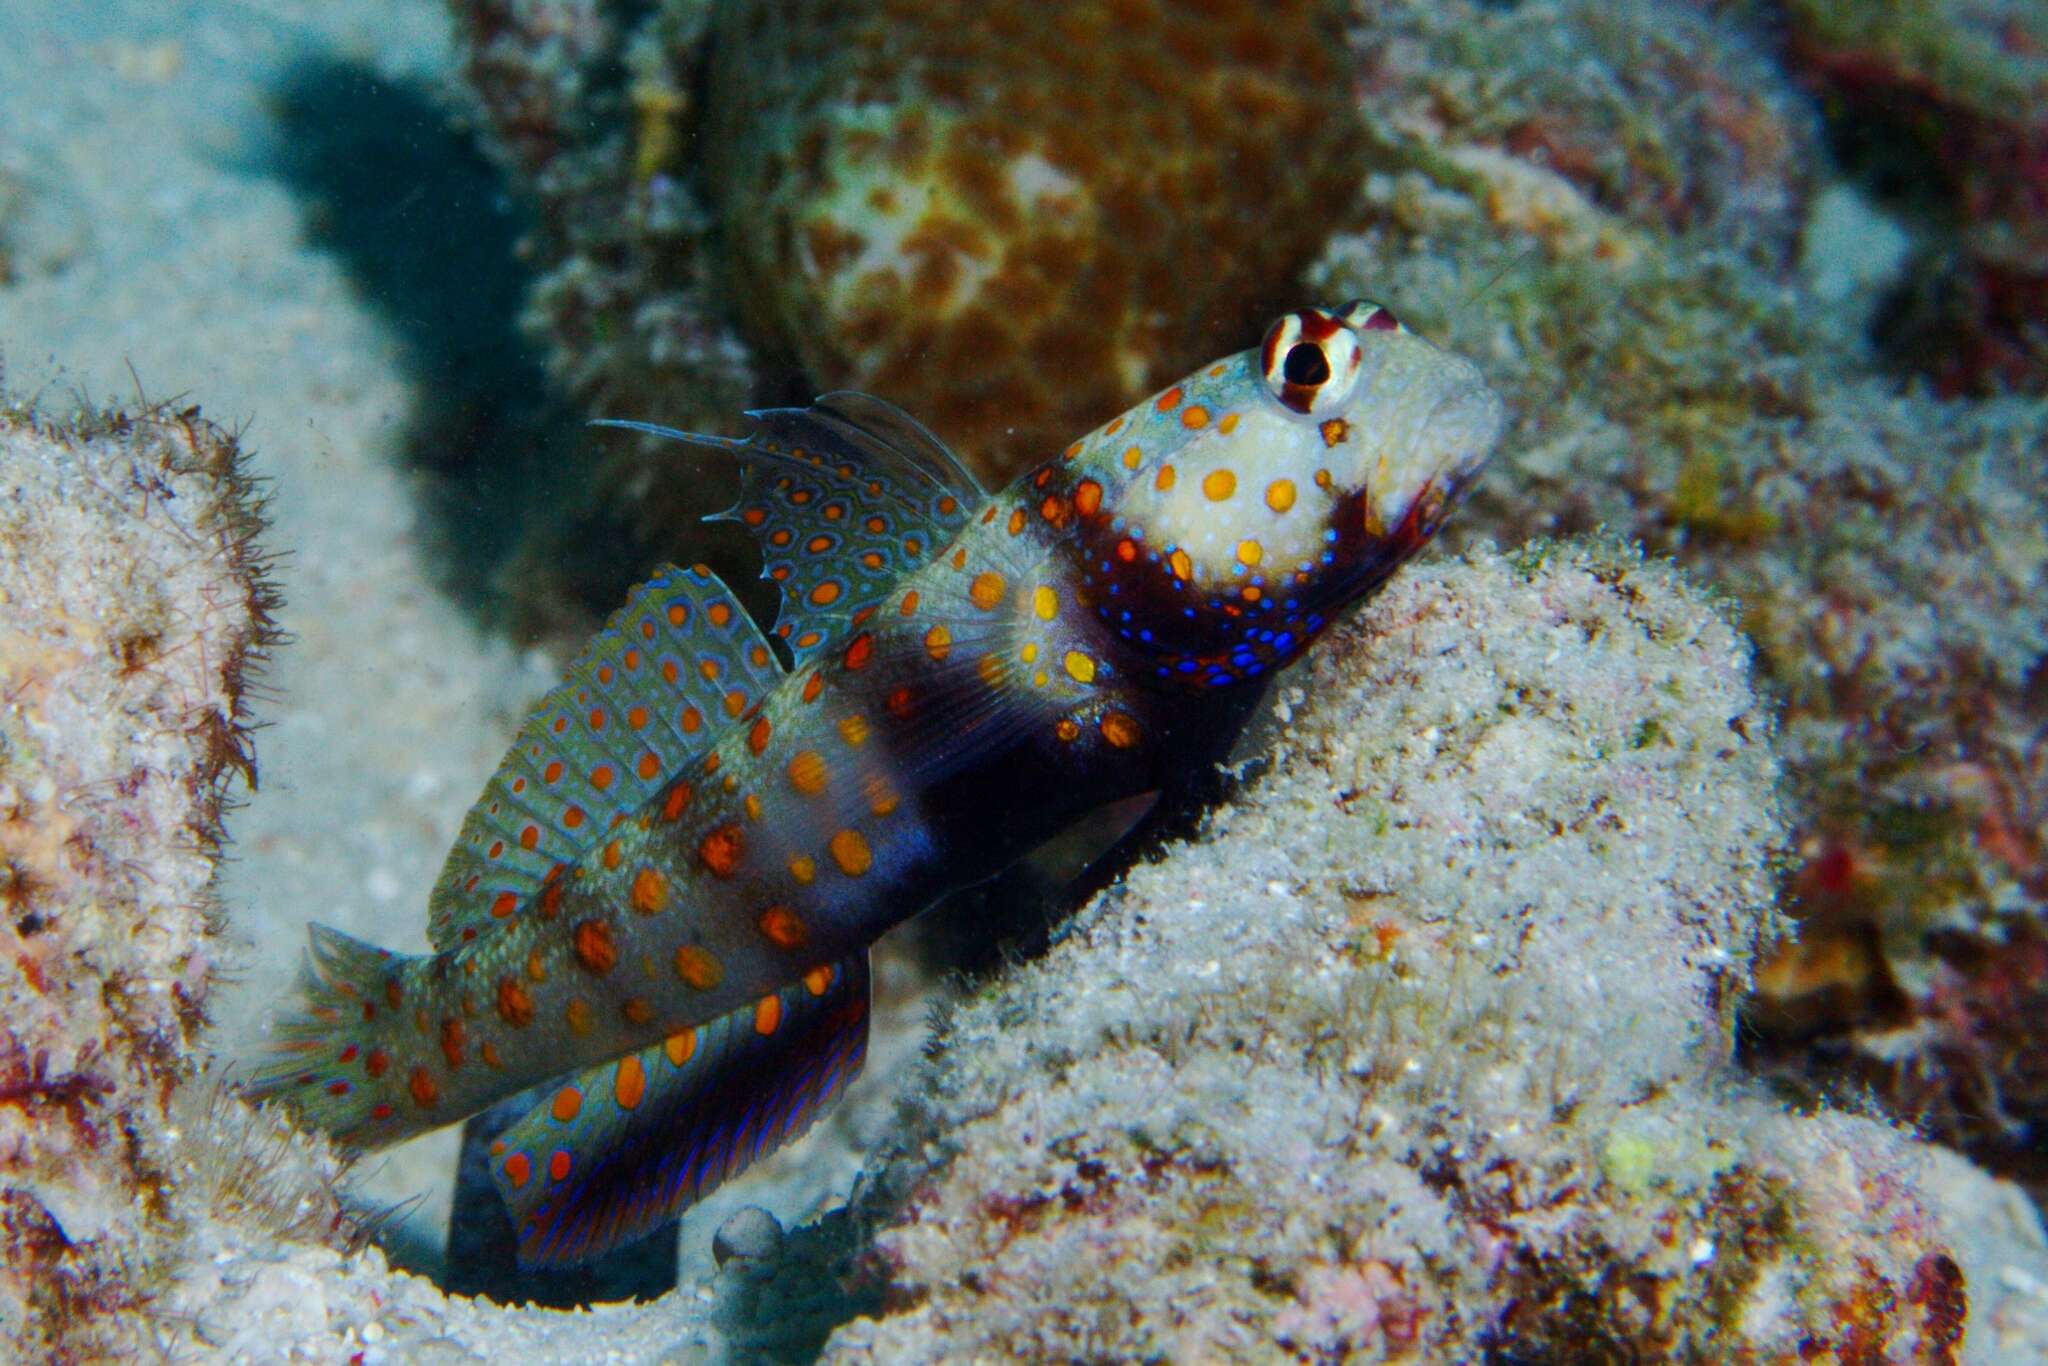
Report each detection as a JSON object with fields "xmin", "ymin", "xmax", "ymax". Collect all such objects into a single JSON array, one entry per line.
[{"xmin": 1283, "ymin": 342, "xmax": 1330, "ymax": 387}]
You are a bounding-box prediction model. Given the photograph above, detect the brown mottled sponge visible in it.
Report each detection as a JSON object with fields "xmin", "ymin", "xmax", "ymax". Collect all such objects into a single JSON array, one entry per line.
[{"xmin": 702, "ymin": 0, "xmax": 1362, "ymax": 480}]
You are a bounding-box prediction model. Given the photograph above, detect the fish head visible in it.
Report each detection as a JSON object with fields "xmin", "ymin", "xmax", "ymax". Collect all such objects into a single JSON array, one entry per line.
[{"xmin": 1061, "ymin": 301, "xmax": 1505, "ymax": 689}]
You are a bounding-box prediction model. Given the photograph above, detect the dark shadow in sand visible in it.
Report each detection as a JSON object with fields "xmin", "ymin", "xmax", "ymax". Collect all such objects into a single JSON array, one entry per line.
[{"xmin": 263, "ymin": 55, "xmax": 580, "ymax": 620}]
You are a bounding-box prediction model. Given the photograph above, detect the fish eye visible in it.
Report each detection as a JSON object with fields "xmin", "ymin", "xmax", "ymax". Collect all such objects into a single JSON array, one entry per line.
[{"xmin": 1260, "ymin": 308, "xmax": 1364, "ymax": 417}]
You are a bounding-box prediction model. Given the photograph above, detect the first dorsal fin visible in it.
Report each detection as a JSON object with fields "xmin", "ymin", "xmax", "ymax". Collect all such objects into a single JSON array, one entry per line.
[
  {"xmin": 491, "ymin": 952, "xmax": 871, "ymax": 1268},
  {"xmin": 426, "ymin": 564, "xmax": 784, "ymax": 952},
  {"xmin": 593, "ymin": 393, "xmax": 989, "ymax": 668}
]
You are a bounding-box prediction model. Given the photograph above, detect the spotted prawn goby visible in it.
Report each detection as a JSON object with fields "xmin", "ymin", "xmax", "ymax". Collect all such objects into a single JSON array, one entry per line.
[{"xmin": 246, "ymin": 302, "xmax": 1504, "ymax": 1268}]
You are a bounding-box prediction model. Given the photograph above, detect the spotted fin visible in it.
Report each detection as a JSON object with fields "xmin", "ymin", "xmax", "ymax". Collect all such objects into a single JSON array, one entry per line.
[
  {"xmin": 490, "ymin": 953, "xmax": 870, "ymax": 1269},
  {"xmin": 594, "ymin": 393, "xmax": 989, "ymax": 667},
  {"xmin": 427, "ymin": 564, "xmax": 784, "ymax": 952}
]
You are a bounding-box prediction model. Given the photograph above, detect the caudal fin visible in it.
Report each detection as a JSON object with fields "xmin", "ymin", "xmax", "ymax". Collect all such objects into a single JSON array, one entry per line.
[{"xmin": 241, "ymin": 923, "xmax": 420, "ymax": 1150}]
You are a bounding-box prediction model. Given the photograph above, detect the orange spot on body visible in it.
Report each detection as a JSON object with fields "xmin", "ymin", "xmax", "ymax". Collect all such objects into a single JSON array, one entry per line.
[
  {"xmin": 924, "ymin": 624, "xmax": 952, "ymax": 661},
  {"xmin": 549, "ymin": 1150, "xmax": 572, "ymax": 1182},
  {"xmin": 1203, "ymin": 469, "xmax": 1237, "ymax": 500},
  {"xmin": 1267, "ymin": 478, "xmax": 1297, "ymax": 512},
  {"xmin": 1182, "ymin": 406, "xmax": 1210, "ymax": 429},
  {"xmin": 1102, "ymin": 712, "xmax": 1142, "ymax": 748},
  {"xmin": 708, "ymin": 602, "xmax": 733, "ymax": 627},
  {"xmin": 623, "ymin": 997, "xmax": 654, "ymax": 1026},
  {"xmin": 504, "ymin": 1152, "xmax": 531, "ymax": 1188},
  {"xmin": 1219, "ymin": 412, "xmax": 1240, "ymax": 434},
  {"xmin": 1155, "ymin": 386, "xmax": 1183, "ymax": 410},
  {"xmin": 591, "ymin": 765, "xmax": 614, "ymax": 791},
  {"xmin": 789, "ymin": 854, "xmax": 817, "ymax": 884},
  {"xmin": 1074, "ymin": 480, "xmax": 1103, "ymax": 516},
  {"xmin": 681, "ymin": 706, "xmax": 703, "ymax": 733},
  {"xmin": 603, "ymin": 839, "xmax": 622, "ymax": 871},
  {"xmin": 573, "ymin": 919, "xmax": 618, "ymax": 975},
  {"xmin": 662, "ymin": 781, "xmax": 693, "ymax": 823},
  {"xmin": 810, "ymin": 580, "xmax": 842, "ymax": 606},
  {"xmin": 899, "ymin": 590, "xmax": 920, "ymax": 617},
  {"xmin": 365, "ymin": 1048, "xmax": 390, "ymax": 1078},
  {"xmin": 970, "ymin": 571, "xmax": 1006, "ymax": 610},
  {"xmin": 565, "ymin": 998, "xmax": 593, "ymax": 1034},
  {"xmin": 1237, "ymin": 540, "xmax": 1264, "ymax": 567},
  {"xmin": 637, "ymin": 751, "xmax": 660, "ymax": 781},
  {"xmin": 614, "ymin": 1055, "xmax": 646, "ymax": 1110},
  {"xmin": 839, "ymin": 714, "xmax": 871, "ymax": 747},
  {"xmin": 1008, "ymin": 507, "xmax": 1026, "ymax": 535},
  {"xmin": 804, "ymin": 965, "xmax": 833, "ymax": 996},
  {"xmin": 1116, "ymin": 538, "xmax": 1137, "ymax": 562},
  {"xmin": 552, "ymin": 1086, "xmax": 582, "ymax": 1122},
  {"xmin": 631, "ymin": 867, "xmax": 669, "ymax": 914},
  {"xmin": 520, "ymin": 824, "xmax": 540, "ymax": 850},
  {"xmin": 1123, "ymin": 445, "xmax": 1142, "ymax": 469},
  {"xmin": 724, "ymin": 690, "xmax": 747, "ymax": 718},
  {"xmin": 1065, "ymin": 651, "xmax": 1097, "ymax": 683},
  {"xmin": 588, "ymin": 708, "xmax": 607, "ymax": 731},
  {"xmin": 563, "ymin": 806, "xmax": 586, "ymax": 830},
  {"xmin": 802, "ymin": 672, "xmax": 826, "ymax": 703},
  {"xmin": 754, "ymin": 995, "xmax": 783, "ymax": 1035},
  {"xmin": 758, "ymin": 905, "xmax": 807, "ymax": 949},
  {"xmin": 667, "ymin": 603, "xmax": 689, "ymax": 627},
  {"xmin": 409, "ymin": 1066, "xmax": 439, "ymax": 1108},
  {"xmin": 675, "ymin": 944, "xmax": 723, "ymax": 990},
  {"xmin": 627, "ymin": 705, "xmax": 649, "ymax": 730},
  {"xmin": 1320, "ymin": 418, "xmax": 1350, "ymax": 446},
  {"xmin": 829, "ymin": 828, "xmax": 873, "ymax": 876},
  {"xmin": 788, "ymin": 749, "xmax": 829, "ymax": 796},
  {"xmin": 744, "ymin": 792, "xmax": 762, "ymax": 822},
  {"xmin": 844, "ymin": 633, "xmax": 874, "ymax": 670},
  {"xmin": 1055, "ymin": 718, "xmax": 1080, "ymax": 742},
  {"xmin": 700, "ymin": 825, "xmax": 744, "ymax": 878},
  {"xmin": 748, "ymin": 716, "xmax": 773, "ymax": 754},
  {"xmin": 497, "ymin": 977, "xmax": 533, "ymax": 1027},
  {"xmin": 491, "ymin": 891, "xmax": 518, "ymax": 919},
  {"xmin": 664, "ymin": 1028, "xmax": 697, "ymax": 1066},
  {"xmin": 1156, "ymin": 465, "xmax": 1176, "ymax": 491},
  {"xmin": 1170, "ymin": 548, "xmax": 1193, "ymax": 580}
]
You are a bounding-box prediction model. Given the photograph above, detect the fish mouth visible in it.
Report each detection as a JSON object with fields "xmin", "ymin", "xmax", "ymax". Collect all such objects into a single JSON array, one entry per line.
[{"xmin": 1414, "ymin": 376, "xmax": 1506, "ymax": 499}]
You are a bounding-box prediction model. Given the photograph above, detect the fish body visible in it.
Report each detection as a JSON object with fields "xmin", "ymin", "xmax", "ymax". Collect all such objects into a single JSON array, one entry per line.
[{"xmin": 248, "ymin": 302, "xmax": 1503, "ymax": 1266}]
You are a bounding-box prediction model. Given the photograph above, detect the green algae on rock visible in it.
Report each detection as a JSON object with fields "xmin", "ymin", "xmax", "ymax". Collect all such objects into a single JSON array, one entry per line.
[{"xmin": 823, "ymin": 543, "xmax": 2000, "ymax": 1363}]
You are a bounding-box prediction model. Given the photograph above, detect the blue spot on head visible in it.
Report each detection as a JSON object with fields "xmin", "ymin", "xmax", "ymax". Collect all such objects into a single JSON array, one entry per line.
[
  {"xmin": 1324, "ymin": 529, "xmax": 1338, "ymax": 542},
  {"xmin": 1177, "ymin": 659, "xmax": 1198, "ymax": 673},
  {"xmin": 1139, "ymin": 629, "xmax": 1153, "ymax": 642},
  {"xmin": 1273, "ymin": 632, "xmax": 1294, "ymax": 651}
]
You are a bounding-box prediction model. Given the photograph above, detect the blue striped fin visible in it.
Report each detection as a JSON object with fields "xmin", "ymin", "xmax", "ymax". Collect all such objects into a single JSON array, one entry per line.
[
  {"xmin": 426, "ymin": 563, "xmax": 784, "ymax": 951},
  {"xmin": 490, "ymin": 952, "xmax": 871, "ymax": 1268}
]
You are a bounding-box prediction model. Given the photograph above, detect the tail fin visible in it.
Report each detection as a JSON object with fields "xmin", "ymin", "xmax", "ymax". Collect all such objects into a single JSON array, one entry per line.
[{"xmin": 241, "ymin": 923, "xmax": 420, "ymax": 1150}]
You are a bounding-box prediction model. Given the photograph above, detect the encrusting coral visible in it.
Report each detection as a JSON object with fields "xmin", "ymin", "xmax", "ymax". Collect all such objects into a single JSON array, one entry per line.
[
  {"xmin": 823, "ymin": 541, "xmax": 2001, "ymax": 1363},
  {"xmin": 0, "ymin": 392, "xmax": 290, "ymax": 1358}
]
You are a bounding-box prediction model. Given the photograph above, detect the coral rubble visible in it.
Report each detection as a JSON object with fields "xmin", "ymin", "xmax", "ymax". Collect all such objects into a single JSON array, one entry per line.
[
  {"xmin": 1300, "ymin": 0, "xmax": 2048, "ymax": 1211},
  {"xmin": 823, "ymin": 542, "xmax": 2008, "ymax": 1362},
  {"xmin": 0, "ymin": 393, "xmax": 283, "ymax": 1357},
  {"xmin": 1782, "ymin": 0, "xmax": 2048, "ymax": 394}
]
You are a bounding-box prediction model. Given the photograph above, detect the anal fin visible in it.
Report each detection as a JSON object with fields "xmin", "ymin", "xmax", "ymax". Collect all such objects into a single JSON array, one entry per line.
[{"xmin": 490, "ymin": 953, "xmax": 872, "ymax": 1269}]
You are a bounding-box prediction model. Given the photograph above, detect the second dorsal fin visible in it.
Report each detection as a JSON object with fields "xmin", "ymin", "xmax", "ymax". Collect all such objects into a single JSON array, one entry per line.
[
  {"xmin": 426, "ymin": 564, "xmax": 784, "ymax": 952},
  {"xmin": 594, "ymin": 393, "xmax": 989, "ymax": 667}
]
